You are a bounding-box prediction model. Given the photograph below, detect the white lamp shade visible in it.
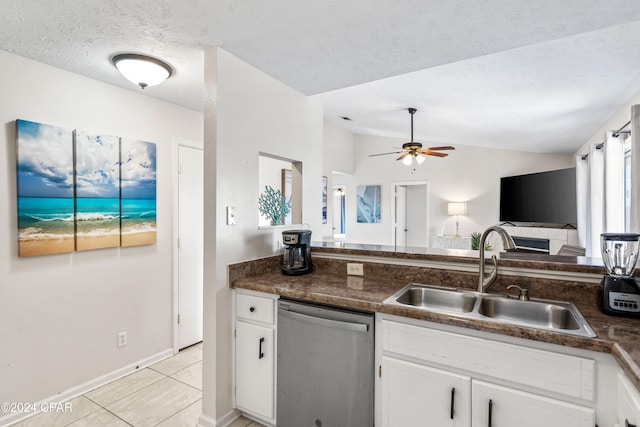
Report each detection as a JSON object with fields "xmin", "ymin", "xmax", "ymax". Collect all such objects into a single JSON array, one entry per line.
[
  {"xmin": 113, "ymin": 54, "xmax": 173, "ymax": 88},
  {"xmin": 402, "ymin": 155, "xmax": 413, "ymax": 166},
  {"xmin": 448, "ymin": 202, "xmax": 467, "ymax": 215},
  {"xmin": 415, "ymin": 154, "xmax": 426, "ymax": 164}
]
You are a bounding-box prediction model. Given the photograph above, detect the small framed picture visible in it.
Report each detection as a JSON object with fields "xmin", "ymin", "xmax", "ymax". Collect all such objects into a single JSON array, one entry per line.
[
  {"xmin": 322, "ymin": 176, "xmax": 327, "ymax": 223},
  {"xmin": 357, "ymin": 185, "xmax": 381, "ymax": 223}
]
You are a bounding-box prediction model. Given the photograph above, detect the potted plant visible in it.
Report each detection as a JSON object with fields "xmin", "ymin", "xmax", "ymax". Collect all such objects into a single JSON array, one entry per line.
[
  {"xmin": 471, "ymin": 232, "xmax": 492, "ymax": 251},
  {"xmin": 258, "ymin": 185, "xmax": 291, "ymax": 226}
]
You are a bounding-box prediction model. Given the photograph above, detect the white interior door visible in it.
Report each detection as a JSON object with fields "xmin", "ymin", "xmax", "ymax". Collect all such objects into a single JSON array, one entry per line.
[
  {"xmin": 395, "ymin": 186, "xmax": 407, "ymax": 247},
  {"xmin": 405, "ymin": 184, "xmax": 427, "ymax": 247},
  {"xmin": 177, "ymin": 144, "xmax": 203, "ymax": 349}
]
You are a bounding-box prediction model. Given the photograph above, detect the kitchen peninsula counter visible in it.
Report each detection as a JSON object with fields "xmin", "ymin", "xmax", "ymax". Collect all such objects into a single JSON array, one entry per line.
[{"xmin": 230, "ymin": 245, "xmax": 640, "ymax": 391}]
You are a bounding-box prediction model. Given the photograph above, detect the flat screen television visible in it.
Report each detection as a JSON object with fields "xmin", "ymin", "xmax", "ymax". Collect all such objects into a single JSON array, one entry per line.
[{"xmin": 499, "ymin": 167, "xmax": 577, "ymax": 225}]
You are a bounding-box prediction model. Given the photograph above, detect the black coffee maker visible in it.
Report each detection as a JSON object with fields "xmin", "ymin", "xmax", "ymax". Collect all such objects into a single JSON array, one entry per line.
[
  {"xmin": 281, "ymin": 230, "xmax": 313, "ymax": 276},
  {"xmin": 598, "ymin": 233, "xmax": 640, "ymax": 318}
]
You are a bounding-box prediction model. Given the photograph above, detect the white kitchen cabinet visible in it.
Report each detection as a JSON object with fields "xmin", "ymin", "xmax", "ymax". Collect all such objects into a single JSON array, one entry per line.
[
  {"xmin": 381, "ymin": 356, "xmax": 471, "ymax": 426},
  {"xmin": 234, "ymin": 290, "xmax": 277, "ymax": 424},
  {"xmin": 378, "ymin": 315, "xmax": 597, "ymax": 427},
  {"xmin": 472, "ymin": 380, "xmax": 594, "ymax": 427},
  {"xmin": 617, "ymin": 372, "xmax": 640, "ymax": 427}
]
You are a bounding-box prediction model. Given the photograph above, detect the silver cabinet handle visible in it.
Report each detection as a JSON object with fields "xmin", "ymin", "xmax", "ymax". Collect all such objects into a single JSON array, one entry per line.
[{"xmin": 280, "ymin": 308, "xmax": 369, "ymax": 333}]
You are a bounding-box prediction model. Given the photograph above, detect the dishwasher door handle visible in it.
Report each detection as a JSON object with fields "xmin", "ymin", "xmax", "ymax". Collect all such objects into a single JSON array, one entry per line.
[{"xmin": 280, "ymin": 308, "xmax": 369, "ymax": 333}]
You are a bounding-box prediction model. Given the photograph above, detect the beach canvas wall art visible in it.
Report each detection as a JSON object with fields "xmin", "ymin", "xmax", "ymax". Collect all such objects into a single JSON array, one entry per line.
[
  {"xmin": 74, "ymin": 131, "xmax": 121, "ymax": 251},
  {"xmin": 357, "ymin": 185, "xmax": 381, "ymax": 223},
  {"xmin": 120, "ymin": 138, "xmax": 157, "ymax": 247},
  {"xmin": 16, "ymin": 120, "xmax": 75, "ymax": 256}
]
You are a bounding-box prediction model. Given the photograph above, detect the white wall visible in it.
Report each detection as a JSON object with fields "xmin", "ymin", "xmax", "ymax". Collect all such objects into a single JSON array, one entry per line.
[
  {"xmin": 0, "ymin": 50, "xmax": 203, "ymax": 409},
  {"xmin": 575, "ymin": 89, "xmax": 640, "ymax": 157},
  {"xmin": 201, "ymin": 48, "xmax": 324, "ymax": 423},
  {"xmin": 334, "ymin": 133, "xmax": 574, "ymax": 246},
  {"xmin": 321, "ymin": 120, "xmax": 354, "ymax": 239}
]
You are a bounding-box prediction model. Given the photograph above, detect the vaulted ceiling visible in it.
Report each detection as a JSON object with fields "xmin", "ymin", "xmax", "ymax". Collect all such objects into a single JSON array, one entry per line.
[{"xmin": 2, "ymin": 0, "xmax": 640, "ymax": 153}]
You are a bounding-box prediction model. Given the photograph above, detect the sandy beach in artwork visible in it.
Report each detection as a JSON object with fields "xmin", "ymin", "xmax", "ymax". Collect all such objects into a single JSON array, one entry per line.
[
  {"xmin": 121, "ymin": 230, "xmax": 156, "ymax": 247},
  {"xmin": 76, "ymin": 233, "xmax": 121, "ymax": 251},
  {"xmin": 18, "ymin": 235, "xmax": 75, "ymax": 257}
]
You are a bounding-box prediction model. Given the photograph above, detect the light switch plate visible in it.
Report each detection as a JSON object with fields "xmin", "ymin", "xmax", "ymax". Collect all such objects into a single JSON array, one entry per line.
[{"xmin": 226, "ymin": 206, "xmax": 236, "ymax": 225}]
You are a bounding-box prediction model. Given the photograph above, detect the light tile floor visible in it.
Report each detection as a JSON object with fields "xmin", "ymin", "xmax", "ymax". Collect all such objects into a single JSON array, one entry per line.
[{"xmin": 11, "ymin": 343, "xmax": 265, "ymax": 427}]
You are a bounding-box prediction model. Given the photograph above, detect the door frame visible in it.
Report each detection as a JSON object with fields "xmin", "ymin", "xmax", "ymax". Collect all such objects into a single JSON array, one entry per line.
[
  {"xmin": 172, "ymin": 137, "xmax": 204, "ymax": 354},
  {"xmin": 391, "ymin": 181, "xmax": 430, "ymax": 248}
]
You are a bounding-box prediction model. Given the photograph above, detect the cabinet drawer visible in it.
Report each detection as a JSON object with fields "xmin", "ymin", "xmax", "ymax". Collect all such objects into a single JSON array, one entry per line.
[
  {"xmin": 237, "ymin": 292, "xmax": 275, "ymax": 325},
  {"xmin": 382, "ymin": 319, "xmax": 595, "ymax": 401}
]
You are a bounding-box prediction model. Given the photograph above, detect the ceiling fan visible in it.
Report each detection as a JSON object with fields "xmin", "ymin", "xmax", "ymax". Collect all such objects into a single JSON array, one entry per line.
[{"xmin": 369, "ymin": 108, "xmax": 454, "ymax": 166}]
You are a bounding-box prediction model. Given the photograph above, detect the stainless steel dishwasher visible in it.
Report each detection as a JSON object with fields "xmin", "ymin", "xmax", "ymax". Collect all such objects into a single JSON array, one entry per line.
[{"xmin": 277, "ymin": 299, "xmax": 374, "ymax": 427}]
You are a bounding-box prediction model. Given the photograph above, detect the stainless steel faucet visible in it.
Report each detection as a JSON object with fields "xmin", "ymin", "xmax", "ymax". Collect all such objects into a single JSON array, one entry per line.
[{"xmin": 477, "ymin": 226, "xmax": 517, "ymax": 292}]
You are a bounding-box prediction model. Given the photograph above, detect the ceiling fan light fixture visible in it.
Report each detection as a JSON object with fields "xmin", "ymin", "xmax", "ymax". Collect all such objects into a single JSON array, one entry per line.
[
  {"xmin": 368, "ymin": 108, "xmax": 454, "ymax": 164},
  {"xmin": 112, "ymin": 53, "xmax": 173, "ymax": 89}
]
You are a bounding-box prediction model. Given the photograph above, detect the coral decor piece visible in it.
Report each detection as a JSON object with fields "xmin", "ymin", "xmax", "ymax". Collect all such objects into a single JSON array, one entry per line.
[{"xmin": 258, "ymin": 185, "xmax": 291, "ymax": 226}]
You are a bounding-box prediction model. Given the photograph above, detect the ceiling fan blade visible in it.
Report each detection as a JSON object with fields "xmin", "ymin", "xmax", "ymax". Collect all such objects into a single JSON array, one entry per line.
[
  {"xmin": 369, "ymin": 151, "xmax": 404, "ymax": 157},
  {"xmin": 418, "ymin": 149, "xmax": 449, "ymax": 157},
  {"xmin": 396, "ymin": 152, "xmax": 410, "ymax": 161},
  {"xmin": 426, "ymin": 146, "xmax": 455, "ymax": 151}
]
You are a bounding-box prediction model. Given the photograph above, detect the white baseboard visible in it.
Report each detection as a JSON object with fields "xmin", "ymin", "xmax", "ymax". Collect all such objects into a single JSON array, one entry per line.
[
  {"xmin": 197, "ymin": 409, "xmax": 240, "ymax": 427},
  {"xmin": 1, "ymin": 348, "xmax": 174, "ymax": 426}
]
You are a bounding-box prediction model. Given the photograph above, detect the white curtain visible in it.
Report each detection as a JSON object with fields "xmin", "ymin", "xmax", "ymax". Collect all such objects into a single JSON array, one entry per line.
[
  {"xmin": 577, "ymin": 131, "xmax": 626, "ymax": 257},
  {"xmin": 631, "ymin": 105, "xmax": 640, "ymax": 233},
  {"xmin": 604, "ymin": 131, "xmax": 626, "ymax": 232}
]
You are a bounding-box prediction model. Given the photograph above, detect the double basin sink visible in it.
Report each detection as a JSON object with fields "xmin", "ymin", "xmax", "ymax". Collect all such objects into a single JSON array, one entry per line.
[{"xmin": 384, "ymin": 283, "xmax": 596, "ymax": 338}]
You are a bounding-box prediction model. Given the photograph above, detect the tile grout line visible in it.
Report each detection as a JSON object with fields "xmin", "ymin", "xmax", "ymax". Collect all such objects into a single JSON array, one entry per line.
[{"xmin": 151, "ymin": 398, "xmax": 202, "ymax": 427}]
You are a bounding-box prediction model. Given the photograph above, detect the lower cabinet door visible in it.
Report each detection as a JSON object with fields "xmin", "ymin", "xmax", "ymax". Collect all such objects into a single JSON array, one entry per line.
[
  {"xmin": 471, "ymin": 380, "xmax": 594, "ymax": 427},
  {"xmin": 617, "ymin": 372, "xmax": 640, "ymax": 427},
  {"xmin": 381, "ymin": 356, "xmax": 471, "ymax": 427},
  {"xmin": 235, "ymin": 321, "xmax": 274, "ymax": 421}
]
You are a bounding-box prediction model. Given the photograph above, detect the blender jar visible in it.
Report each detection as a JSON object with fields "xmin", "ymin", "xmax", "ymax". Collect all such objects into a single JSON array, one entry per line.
[{"xmin": 600, "ymin": 233, "xmax": 640, "ymax": 276}]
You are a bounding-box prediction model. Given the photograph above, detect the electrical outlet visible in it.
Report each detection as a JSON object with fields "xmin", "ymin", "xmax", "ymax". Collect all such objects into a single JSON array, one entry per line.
[
  {"xmin": 117, "ymin": 331, "xmax": 127, "ymax": 348},
  {"xmin": 347, "ymin": 263, "xmax": 364, "ymax": 276}
]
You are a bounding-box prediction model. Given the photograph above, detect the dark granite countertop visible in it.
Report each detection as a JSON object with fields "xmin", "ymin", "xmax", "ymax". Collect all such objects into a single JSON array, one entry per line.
[
  {"xmin": 311, "ymin": 241, "xmax": 611, "ymax": 274},
  {"xmin": 232, "ymin": 268, "xmax": 640, "ymax": 391}
]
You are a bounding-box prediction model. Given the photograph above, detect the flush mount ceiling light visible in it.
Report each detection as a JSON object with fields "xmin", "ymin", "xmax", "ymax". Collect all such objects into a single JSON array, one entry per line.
[
  {"xmin": 112, "ymin": 54, "xmax": 173, "ymax": 89},
  {"xmin": 369, "ymin": 108, "xmax": 455, "ymax": 166}
]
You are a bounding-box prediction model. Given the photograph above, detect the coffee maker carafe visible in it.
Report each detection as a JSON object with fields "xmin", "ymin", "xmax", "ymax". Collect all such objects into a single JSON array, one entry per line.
[
  {"xmin": 281, "ymin": 230, "xmax": 313, "ymax": 276},
  {"xmin": 598, "ymin": 233, "xmax": 640, "ymax": 317}
]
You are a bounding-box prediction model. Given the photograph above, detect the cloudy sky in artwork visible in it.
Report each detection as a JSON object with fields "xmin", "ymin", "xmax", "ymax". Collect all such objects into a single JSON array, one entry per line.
[
  {"xmin": 120, "ymin": 139, "xmax": 157, "ymax": 200},
  {"xmin": 75, "ymin": 130, "xmax": 120, "ymax": 198},
  {"xmin": 17, "ymin": 119, "xmax": 74, "ymax": 198}
]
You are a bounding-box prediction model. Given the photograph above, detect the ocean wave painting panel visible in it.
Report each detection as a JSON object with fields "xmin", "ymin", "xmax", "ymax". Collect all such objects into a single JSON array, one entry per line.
[
  {"xmin": 75, "ymin": 130, "xmax": 121, "ymax": 251},
  {"xmin": 121, "ymin": 138, "xmax": 157, "ymax": 247},
  {"xmin": 16, "ymin": 119, "xmax": 74, "ymax": 256}
]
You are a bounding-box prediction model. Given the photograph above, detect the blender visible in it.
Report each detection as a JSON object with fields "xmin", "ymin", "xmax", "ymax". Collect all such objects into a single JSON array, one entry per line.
[{"xmin": 598, "ymin": 233, "xmax": 640, "ymax": 317}]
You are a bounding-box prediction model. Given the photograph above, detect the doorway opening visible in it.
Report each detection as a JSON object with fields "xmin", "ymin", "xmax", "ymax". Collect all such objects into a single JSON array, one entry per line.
[
  {"xmin": 392, "ymin": 181, "xmax": 430, "ymax": 248},
  {"xmin": 332, "ymin": 185, "xmax": 347, "ymax": 242}
]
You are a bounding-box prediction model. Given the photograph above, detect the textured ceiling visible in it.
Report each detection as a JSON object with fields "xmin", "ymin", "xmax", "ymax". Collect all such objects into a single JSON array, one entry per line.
[{"xmin": 2, "ymin": 0, "xmax": 640, "ymax": 153}]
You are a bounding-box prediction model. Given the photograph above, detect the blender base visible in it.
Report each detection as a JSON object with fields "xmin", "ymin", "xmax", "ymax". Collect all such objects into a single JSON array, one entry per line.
[{"xmin": 598, "ymin": 275, "xmax": 640, "ymax": 318}]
